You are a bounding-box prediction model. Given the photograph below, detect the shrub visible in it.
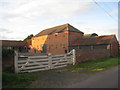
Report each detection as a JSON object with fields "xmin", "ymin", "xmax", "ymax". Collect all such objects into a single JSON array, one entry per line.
[{"xmin": 2, "ymin": 49, "xmax": 14, "ymax": 59}]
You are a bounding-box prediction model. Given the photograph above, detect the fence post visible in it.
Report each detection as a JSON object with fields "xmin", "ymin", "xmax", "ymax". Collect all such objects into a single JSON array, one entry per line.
[
  {"xmin": 48, "ymin": 54, "xmax": 52, "ymax": 69},
  {"xmin": 72, "ymin": 49, "xmax": 76, "ymax": 65},
  {"xmin": 14, "ymin": 50, "xmax": 19, "ymax": 73}
]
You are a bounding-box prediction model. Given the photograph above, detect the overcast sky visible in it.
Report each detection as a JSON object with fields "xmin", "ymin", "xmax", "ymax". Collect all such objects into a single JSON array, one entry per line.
[{"xmin": 0, "ymin": 0, "xmax": 119, "ymax": 41}]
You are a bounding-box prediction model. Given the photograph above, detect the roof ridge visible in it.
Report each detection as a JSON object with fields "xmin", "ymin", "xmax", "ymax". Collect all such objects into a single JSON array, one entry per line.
[
  {"xmin": 92, "ymin": 34, "xmax": 115, "ymax": 38},
  {"xmin": 42, "ymin": 23, "xmax": 69, "ymax": 31}
]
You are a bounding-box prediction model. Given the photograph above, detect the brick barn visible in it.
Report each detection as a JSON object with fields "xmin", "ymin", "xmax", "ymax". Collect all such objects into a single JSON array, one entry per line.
[
  {"xmin": 1, "ymin": 40, "xmax": 30, "ymax": 52},
  {"xmin": 31, "ymin": 23, "xmax": 84, "ymax": 54},
  {"xmin": 70, "ymin": 35, "xmax": 119, "ymax": 56},
  {"xmin": 30, "ymin": 23, "xmax": 119, "ymax": 58},
  {"xmin": 119, "ymin": 44, "xmax": 120, "ymax": 54},
  {"xmin": 70, "ymin": 35, "xmax": 119, "ymax": 62},
  {"xmin": 1, "ymin": 40, "xmax": 31, "ymax": 70}
]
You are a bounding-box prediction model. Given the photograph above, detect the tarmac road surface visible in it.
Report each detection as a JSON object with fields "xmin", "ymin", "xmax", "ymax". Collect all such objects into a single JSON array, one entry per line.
[{"xmin": 67, "ymin": 66, "xmax": 118, "ymax": 88}]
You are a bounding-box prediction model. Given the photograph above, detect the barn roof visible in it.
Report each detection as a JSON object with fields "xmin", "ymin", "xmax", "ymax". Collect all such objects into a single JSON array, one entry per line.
[
  {"xmin": 84, "ymin": 33, "xmax": 98, "ymax": 38},
  {"xmin": 34, "ymin": 23, "xmax": 84, "ymax": 37},
  {"xmin": 72, "ymin": 34, "xmax": 116, "ymax": 46},
  {"xmin": 1, "ymin": 40, "xmax": 28, "ymax": 47}
]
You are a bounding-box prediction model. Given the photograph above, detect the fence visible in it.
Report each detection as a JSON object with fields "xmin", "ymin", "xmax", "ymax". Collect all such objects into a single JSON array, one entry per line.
[{"xmin": 14, "ymin": 49, "xmax": 76, "ymax": 73}]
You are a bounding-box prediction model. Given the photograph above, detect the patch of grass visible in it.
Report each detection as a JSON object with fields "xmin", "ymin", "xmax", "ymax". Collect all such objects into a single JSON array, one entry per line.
[
  {"xmin": 2, "ymin": 72, "xmax": 37, "ymax": 88},
  {"xmin": 65, "ymin": 56, "xmax": 120, "ymax": 72}
]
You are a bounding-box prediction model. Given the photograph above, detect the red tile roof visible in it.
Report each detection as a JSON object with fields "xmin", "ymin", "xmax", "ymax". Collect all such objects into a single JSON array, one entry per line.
[
  {"xmin": 72, "ymin": 34, "xmax": 116, "ymax": 46},
  {"xmin": 34, "ymin": 23, "xmax": 84, "ymax": 37}
]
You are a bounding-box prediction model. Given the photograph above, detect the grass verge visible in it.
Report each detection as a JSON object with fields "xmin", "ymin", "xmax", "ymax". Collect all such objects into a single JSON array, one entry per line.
[
  {"xmin": 2, "ymin": 69, "xmax": 36, "ymax": 88},
  {"xmin": 57, "ymin": 56, "xmax": 120, "ymax": 73}
]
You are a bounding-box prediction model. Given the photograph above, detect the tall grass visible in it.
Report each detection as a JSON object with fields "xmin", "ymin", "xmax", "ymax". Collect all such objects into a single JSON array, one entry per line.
[{"xmin": 2, "ymin": 67, "xmax": 37, "ymax": 88}]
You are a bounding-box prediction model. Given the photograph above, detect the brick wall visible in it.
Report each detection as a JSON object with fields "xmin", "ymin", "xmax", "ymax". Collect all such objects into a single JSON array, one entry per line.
[
  {"xmin": 32, "ymin": 35, "xmax": 48, "ymax": 52},
  {"xmin": 31, "ymin": 30, "xmax": 83, "ymax": 55},
  {"xmin": 75, "ymin": 49, "xmax": 110, "ymax": 63},
  {"xmin": 119, "ymin": 46, "xmax": 120, "ymax": 55},
  {"xmin": 2, "ymin": 55, "xmax": 14, "ymax": 71},
  {"xmin": 31, "ymin": 30, "xmax": 69, "ymax": 54},
  {"xmin": 111, "ymin": 41, "xmax": 119, "ymax": 56},
  {"xmin": 68, "ymin": 31, "xmax": 83, "ymax": 46},
  {"xmin": 110, "ymin": 36, "xmax": 119, "ymax": 56},
  {"xmin": 46, "ymin": 30, "xmax": 69, "ymax": 54}
]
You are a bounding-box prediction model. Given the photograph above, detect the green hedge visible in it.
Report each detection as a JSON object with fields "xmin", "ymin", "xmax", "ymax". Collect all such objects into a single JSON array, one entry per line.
[{"xmin": 2, "ymin": 49, "xmax": 14, "ymax": 59}]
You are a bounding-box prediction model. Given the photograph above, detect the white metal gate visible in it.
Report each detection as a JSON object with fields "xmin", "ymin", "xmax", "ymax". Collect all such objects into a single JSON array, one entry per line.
[{"xmin": 14, "ymin": 49, "xmax": 76, "ymax": 73}]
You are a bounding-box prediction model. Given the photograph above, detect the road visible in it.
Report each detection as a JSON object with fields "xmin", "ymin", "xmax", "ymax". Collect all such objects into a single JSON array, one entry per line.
[
  {"xmin": 67, "ymin": 66, "xmax": 118, "ymax": 88},
  {"xmin": 27, "ymin": 66, "xmax": 119, "ymax": 88}
]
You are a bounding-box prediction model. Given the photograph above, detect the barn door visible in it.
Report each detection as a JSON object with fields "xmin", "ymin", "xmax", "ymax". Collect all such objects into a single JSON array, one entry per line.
[{"xmin": 41, "ymin": 44, "xmax": 47, "ymax": 53}]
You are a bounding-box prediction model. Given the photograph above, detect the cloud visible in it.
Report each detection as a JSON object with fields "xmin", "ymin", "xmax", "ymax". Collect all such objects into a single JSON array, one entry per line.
[
  {"xmin": 1, "ymin": 0, "xmax": 94, "ymax": 21},
  {"xmin": 94, "ymin": 0, "xmax": 119, "ymax": 2},
  {"xmin": 0, "ymin": 27, "xmax": 14, "ymax": 40},
  {"xmin": 70, "ymin": 21, "xmax": 117, "ymax": 36},
  {"xmin": 0, "ymin": 27, "xmax": 26, "ymax": 40},
  {"xmin": 0, "ymin": 0, "xmax": 95, "ymax": 40},
  {"xmin": 0, "ymin": 35, "xmax": 24, "ymax": 40},
  {"xmin": 0, "ymin": 27, "xmax": 13, "ymax": 33},
  {"xmin": 0, "ymin": 0, "xmax": 118, "ymax": 40},
  {"xmin": 0, "ymin": 35, "xmax": 8, "ymax": 40},
  {"xmin": 0, "ymin": 29, "xmax": 26, "ymax": 40}
]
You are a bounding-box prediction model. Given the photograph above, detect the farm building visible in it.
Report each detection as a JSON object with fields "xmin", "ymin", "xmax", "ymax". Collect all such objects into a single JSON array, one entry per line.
[
  {"xmin": 1, "ymin": 40, "xmax": 30, "ymax": 52},
  {"xmin": 30, "ymin": 23, "xmax": 119, "ymax": 57},
  {"xmin": 70, "ymin": 34, "xmax": 119, "ymax": 56},
  {"xmin": 31, "ymin": 23, "xmax": 84, "ymax": 54},
  {"xmin": 70, "ymin": 35, "xmax": 119, "ymax": 62},
  {"xmin": 119, "ymin": 44, "xmax": 120, "ymax": 54}
]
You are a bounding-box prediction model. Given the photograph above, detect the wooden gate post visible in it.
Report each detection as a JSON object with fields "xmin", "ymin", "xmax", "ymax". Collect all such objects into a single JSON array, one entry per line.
[
  {"xmin": 48, "ymin": 54, "xmax": 52, "ymax": 69},
  {"xmin": 72, "ymin": 49, "xmax": 76, "ymax": 65},
  {"xmin": 14, "ymin": 50, "xmax": 19, "ymax": 73}
]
